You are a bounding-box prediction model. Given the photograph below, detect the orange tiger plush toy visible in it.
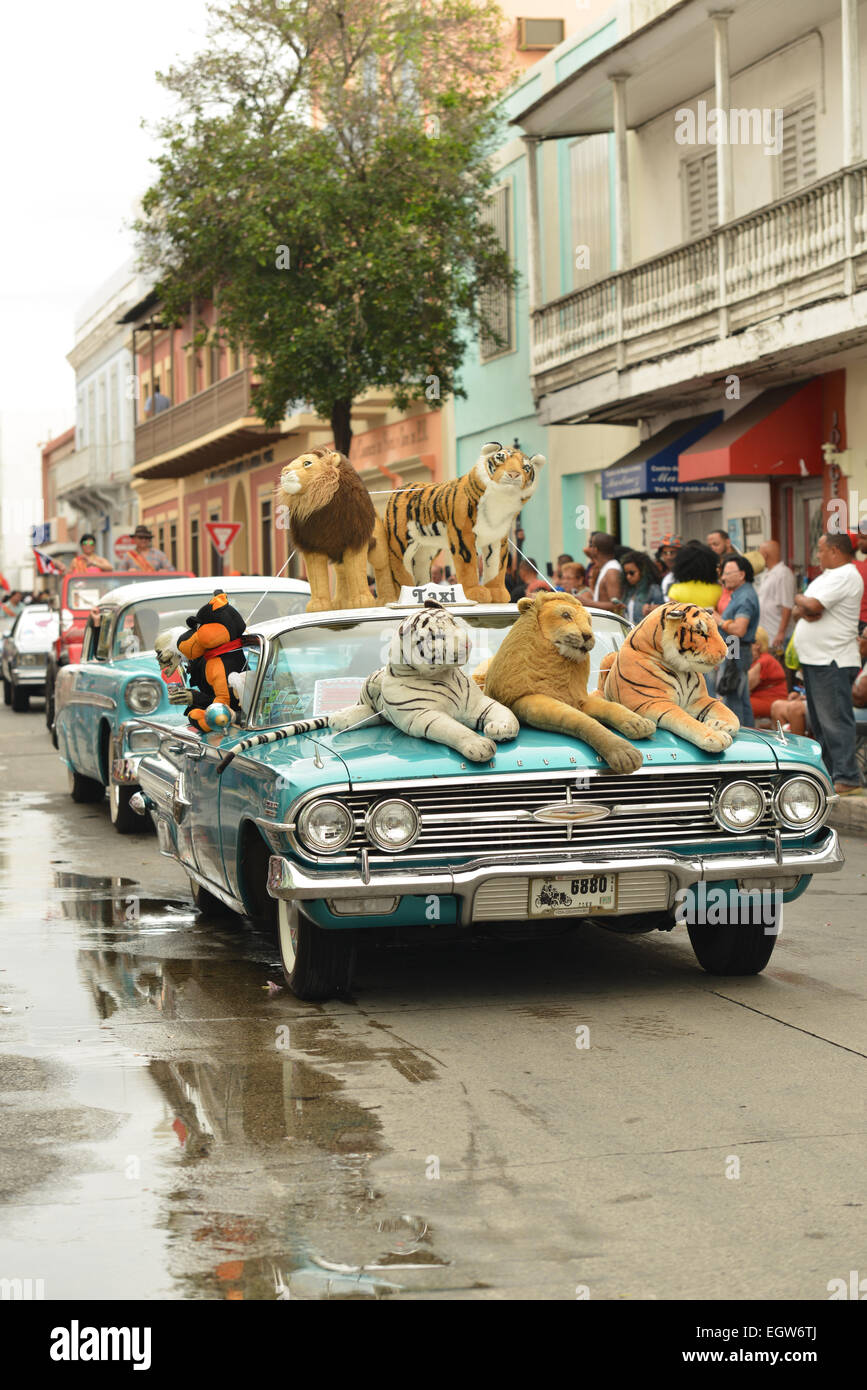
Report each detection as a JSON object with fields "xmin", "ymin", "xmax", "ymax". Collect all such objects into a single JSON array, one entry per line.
[{"xmin": 597, "ymin": 603, "xmax": 740, "ymax": 753}]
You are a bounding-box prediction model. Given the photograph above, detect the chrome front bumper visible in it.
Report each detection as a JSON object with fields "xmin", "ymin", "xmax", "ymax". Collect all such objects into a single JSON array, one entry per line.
[
  {"xmin": 12, "ymin": 669, "xmax": 47, "ymax": 685},
  {"xmin": 267, "ymin": 829, "xmax": 844, "ymax": 926}
]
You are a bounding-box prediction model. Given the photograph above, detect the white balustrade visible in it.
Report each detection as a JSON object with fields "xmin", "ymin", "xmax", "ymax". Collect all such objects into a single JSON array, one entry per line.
[{"xmin": 532, "ymin": 167, "xmax": 861, "ymax": 376}]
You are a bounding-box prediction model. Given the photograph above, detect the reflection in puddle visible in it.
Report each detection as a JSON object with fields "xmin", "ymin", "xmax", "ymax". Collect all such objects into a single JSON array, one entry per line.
[{"xmin": 0, "ymin": 828, "xmax": 455, "ymax": 1299}]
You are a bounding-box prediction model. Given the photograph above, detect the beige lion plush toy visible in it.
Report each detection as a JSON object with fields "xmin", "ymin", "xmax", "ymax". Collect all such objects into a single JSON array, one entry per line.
[{"xmin": 479, "ymin": 591, "xmax": 655, "ymax": 773}]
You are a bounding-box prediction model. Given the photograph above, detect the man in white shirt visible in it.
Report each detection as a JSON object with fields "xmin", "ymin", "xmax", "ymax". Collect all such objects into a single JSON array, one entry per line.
[
  {"xmin": 758, "ymin": 538, "xmax": 796, "ymax": 654},
  {"xmin": 792, "ymin": 532, "xmax": 864, "ymax": 794},
  {"xmin": 588, "ymin": 532, "xmax": 623, "ymax": 610}
]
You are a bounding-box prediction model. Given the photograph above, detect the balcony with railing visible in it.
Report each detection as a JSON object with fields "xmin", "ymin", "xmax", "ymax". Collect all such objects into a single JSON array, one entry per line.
[
  {"xmin": 532, "ymin": 164, "xmax": 867, "ymax": 410},
  {"xmin": 133, "ymin": 367, "xmax": 284, "ymax": 478}
]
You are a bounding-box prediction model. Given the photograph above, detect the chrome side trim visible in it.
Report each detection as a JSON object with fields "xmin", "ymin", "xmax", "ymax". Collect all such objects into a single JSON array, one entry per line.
[
  {"xmin": 186, "ymin": 863, "xmax": 245, "ymax": 915},
  {"xmin": 57, "ymin": 690, "xmax": 117, "ymax": 710}
]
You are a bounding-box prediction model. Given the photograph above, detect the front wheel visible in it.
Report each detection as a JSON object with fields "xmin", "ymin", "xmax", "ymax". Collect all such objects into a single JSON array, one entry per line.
[
  {"xmin": 687, "ymin": 911, "xmax": 780, "ymax": 975},
  {"xmin": 67, "ymin": 766, "xmax": 105, "ymax": 804},
  {"xmin": 109, "ymin": 782, "xmax": 141, "ymax": 834},
  {"xmin": 278, "ymin": 900, "xmax": 356, "ymax": 1001},
  {"xmin": 11, "ymin": 684, "xmax": 30, "ymax": 712}
]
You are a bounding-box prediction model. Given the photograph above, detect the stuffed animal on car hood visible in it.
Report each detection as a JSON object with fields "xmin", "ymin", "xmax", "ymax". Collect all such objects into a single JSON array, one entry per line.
[
  {"xmin": 328, "ymin": 600, "xmax": 519, "ymax": 762},
  {"xmin": 478, "ymin": 591, "xmax": 655, "ymax": 773},
  {"xmin": 155, "ymin": 592, "xmax": 248, "ymax": 731}
]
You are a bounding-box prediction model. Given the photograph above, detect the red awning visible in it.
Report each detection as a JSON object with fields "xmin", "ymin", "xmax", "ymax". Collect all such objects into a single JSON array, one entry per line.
[{"xmin": 678, "ymin": 379, "xmax": 824, "ymax": 483}]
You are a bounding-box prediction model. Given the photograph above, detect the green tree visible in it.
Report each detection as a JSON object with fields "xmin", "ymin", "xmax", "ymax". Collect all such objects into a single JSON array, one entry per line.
[{"xmin": 136, "ymin": 0, "xmax": 518, "ymax": 456}]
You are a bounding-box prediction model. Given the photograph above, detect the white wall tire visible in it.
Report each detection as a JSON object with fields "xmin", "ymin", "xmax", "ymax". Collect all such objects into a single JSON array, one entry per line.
[
  {"xmin": 277, "ymin": 899, "xmax": 355, "ymax": 1001},
  {"xmin": 109, "ymin": 781, "xmax": 140, "ymax": 834}
]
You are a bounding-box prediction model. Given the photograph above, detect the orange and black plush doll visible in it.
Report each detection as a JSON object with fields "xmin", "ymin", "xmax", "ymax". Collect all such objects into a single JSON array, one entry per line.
[{"xmin": 156, "ymin": 592, "xmax": 247, "ymax": 731}]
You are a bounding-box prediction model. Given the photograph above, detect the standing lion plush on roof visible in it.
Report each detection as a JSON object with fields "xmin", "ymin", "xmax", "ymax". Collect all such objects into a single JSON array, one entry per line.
[{"xmin": 277, "ymin": 447, "xmax": 378, "ymax": 612}]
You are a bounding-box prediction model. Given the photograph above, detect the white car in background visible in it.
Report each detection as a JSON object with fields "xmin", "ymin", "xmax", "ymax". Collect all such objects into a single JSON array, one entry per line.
[{"xmin": 1, "ymin": 605, "xmax": 60, "ymax": 712}]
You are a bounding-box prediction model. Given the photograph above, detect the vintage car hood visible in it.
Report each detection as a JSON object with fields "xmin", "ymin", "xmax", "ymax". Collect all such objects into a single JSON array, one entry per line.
[{"xmin": 303, "ymin": 722, "xmax": 786, "ymax": 787}]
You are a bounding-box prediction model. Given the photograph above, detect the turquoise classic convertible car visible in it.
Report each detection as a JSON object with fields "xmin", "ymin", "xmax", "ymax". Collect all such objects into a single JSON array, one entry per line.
[
  {"xmin": 54, "ymin": 576, "xmax": 309, "ymax": 832},
  {"xmin": 129, "ymin": 596, "xmax": 843, "ymax": 1000}
]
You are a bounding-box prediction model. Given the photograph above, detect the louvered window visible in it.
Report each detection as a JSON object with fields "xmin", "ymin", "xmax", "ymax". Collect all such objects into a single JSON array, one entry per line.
[
  {"xmin": 479, "ymin": 184, "xmax": 513, "ymax": 361},
  {"xmin": 683, "ymin": 152, "xmax": 719, "ymax": 239},
  {"xmin": 780, "ymin": 101, "xmax": 817, "ymax": 194}
]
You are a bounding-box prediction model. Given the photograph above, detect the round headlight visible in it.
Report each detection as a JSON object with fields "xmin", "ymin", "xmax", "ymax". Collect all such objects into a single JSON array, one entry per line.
[
  {"xmin": 297, "ymin": 799, "xmax": 354, "ymax": 853},
  {"xmin": 365, "ymin": 798, "xmax": 420, "ymax": 852},
  {"xmin": 714, "ymin": 780, "xmax": 764, "ymax": 832},
  {"xmin": 126, "ymin": 679, "xmax": 162, "ymax": 714},
  {"xmin": 774, "ymin": 776, "xmax": 823, "ymax": 828}
]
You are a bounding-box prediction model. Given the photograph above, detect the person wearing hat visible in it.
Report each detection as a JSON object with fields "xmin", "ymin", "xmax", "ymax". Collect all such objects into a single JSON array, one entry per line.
[
  {"xmin": 56, "ymin": 534, "xmax": 114, "ymax": 575},
  {"xmin": 656, "ymin": 534, "xmax": 681, "ymax": 597},
  {"xmin": 117, "ymin": 524, "xmax": 173, "ymax": 573}
]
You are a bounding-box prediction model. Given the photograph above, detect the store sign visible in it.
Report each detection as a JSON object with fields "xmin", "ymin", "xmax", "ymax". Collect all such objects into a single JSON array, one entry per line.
[
  {"xmin": 603, "ymin": 458, "xmax": 723, "ymax": 499},
  {"xmin": 642, "ymin": 499, "xmax": 677, "ymax": 552}
]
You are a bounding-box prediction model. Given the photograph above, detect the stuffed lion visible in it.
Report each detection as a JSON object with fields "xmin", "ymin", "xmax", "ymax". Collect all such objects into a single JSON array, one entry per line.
[{"xmin": 480, "ymin": 592, "xmax": 655, "ymax": 773}]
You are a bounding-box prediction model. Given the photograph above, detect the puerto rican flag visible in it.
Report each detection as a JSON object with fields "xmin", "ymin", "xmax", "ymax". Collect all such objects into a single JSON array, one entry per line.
[{"xmin": 33, "ymin": 547, "xmax": 62, "ymax": 576}]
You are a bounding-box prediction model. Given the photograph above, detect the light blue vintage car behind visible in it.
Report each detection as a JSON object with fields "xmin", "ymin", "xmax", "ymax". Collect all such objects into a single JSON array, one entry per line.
[
  {"xmin": 131, "ymin": 600, "xmax": 844, "ymax": 1001},
  {"xmin": 54, "ymin": 576, "xmax": 309, "ymax": 832}
]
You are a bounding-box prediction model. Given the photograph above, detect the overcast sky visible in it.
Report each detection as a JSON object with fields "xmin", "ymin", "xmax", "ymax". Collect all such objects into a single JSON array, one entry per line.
[{"xmin": 0, "ymin": 0, "xmax": 211, "ymax": 445}]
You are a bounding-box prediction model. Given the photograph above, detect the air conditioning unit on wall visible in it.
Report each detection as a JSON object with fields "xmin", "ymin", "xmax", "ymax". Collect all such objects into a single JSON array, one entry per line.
[{"xmin": 517, "ymin": 18, "xmax": 565, "ymax": 51}]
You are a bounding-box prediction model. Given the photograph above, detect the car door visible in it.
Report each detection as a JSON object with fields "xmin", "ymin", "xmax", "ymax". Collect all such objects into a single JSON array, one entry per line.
[{"xmin": 168, "ymin": 641, "xmax": 266, "ymax": 891}]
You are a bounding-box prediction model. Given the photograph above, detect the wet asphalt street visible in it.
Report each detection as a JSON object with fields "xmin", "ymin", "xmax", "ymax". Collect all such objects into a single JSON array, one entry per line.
[{"xmin": 0, "ymin": 695, "xmax": 865, "ymax": 1302}]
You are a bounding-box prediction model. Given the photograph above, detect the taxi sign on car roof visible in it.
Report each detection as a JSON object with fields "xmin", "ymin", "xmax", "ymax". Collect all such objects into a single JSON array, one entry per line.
[{"xmin": 390, "ymin": 583, "xmax": 474, "ymax": 607}]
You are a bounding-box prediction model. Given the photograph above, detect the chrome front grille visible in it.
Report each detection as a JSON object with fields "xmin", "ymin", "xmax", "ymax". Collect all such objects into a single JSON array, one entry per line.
[{"xmin": 312, "ymin": 769, "xmax": 787, "ymax": 865}]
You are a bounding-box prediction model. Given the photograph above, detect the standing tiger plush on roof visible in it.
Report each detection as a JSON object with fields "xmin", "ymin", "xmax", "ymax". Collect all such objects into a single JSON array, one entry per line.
[
  {"xmin": 371, "ymin": 442, "xmax": 545, "ymax": 603},
  {"xmin": 596, "ymin": 602, "xmax": 740, "ymax": 752}
]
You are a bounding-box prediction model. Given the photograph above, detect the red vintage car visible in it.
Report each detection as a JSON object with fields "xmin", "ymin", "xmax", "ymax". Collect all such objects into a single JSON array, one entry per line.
[{"xmin": 45, "ymin": 570, "xmax": 193, "ymax": 743}]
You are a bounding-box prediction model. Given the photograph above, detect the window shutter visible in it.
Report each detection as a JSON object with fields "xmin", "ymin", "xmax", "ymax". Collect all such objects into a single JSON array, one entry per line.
[
  {"xmin": 570, "ymin": 135, "xmax": 611, "ymax": 288},
  {"xmin": 479, "ymin": 184, "xmax": 513, "ymax": 361},
  {"xmin": 781, "ymin": 101, "xmax": 817, "ymax": 194},
  {"xmin": 684, "ymin": 152, "xmax": 718, "ymax": 238}
]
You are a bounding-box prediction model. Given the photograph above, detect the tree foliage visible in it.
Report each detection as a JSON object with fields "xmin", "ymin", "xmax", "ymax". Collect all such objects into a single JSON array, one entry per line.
[{"xmin": 136, "ymin": 0, "xmax": 519, "ymax": 454}]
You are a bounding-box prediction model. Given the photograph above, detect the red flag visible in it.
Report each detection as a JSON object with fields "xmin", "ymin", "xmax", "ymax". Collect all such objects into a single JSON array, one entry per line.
[{"xmin": 33, "ymin": 547, "xmax": 62, "ymax": 576}]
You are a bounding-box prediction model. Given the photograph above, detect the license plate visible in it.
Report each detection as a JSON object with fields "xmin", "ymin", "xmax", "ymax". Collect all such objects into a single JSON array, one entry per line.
[{"xmin": 530, "ymin": 873, "xmax": 616, "ymax": 916}]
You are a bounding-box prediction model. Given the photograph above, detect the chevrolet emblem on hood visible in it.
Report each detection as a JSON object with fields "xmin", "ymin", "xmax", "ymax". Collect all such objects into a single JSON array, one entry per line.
[{"xmin": 532, "ymin": 802, "xmax": 611, "ymax": 824}]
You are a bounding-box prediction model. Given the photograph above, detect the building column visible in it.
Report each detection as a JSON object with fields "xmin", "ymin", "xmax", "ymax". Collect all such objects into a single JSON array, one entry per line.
[
  {"xmin": 611, "ymin": 76, "xmax": 631, "ymax": 270},
  {"xmin": 711, "ymin": 12, "xmax": 733, "ymax": 225},
  {"xmin": 842, "ymin": 0, "xmax": 862, "ymax": 166},
  {"xmin": 523, "ymin": 136, "xmax": 543, "ymax": 312}
]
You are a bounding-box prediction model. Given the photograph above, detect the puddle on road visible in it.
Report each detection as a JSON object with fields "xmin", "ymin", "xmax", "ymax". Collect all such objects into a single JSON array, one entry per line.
[{"xmin": 0, "ymin": 803, "xmax": 449, "ymax": 1299}]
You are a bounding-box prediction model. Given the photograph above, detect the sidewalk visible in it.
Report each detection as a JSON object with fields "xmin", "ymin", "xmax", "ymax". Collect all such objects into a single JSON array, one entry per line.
[{"xmin": 829, "ymin": 794, "xmax": 867, "ymax": 836}]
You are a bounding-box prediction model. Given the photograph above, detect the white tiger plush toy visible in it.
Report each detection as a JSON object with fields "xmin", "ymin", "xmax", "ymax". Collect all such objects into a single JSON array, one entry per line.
[{"xmin": 328, "ymin": 601, "xmax": 519, "ymax": 762}]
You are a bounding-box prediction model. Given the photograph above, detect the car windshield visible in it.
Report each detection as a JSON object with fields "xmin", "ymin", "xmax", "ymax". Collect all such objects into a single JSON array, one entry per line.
[
  {"xmin": 106, "ymin": 590, "xmax": 308, "ymax": 659},
  {"xmin": 67, "ymin": 575, "xmax": 155, "ymax": 609},
  {"xmin": 252, "ymin": 611, "xmax": 628, "ymax": 729},
  {"xmin": 13, "ymin": 608, "xmax": 57, "ymax": 640}
]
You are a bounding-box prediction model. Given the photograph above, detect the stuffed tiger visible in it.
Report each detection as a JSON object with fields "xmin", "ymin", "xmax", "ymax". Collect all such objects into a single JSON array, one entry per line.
[
  {"xmin": 328, "ymin": 601, "xmax": 519, "ymax": 762},
  {"xmin": 371, "ymin": 442, "xmax": 545, "ymax": 603},
  {"xmin": 596, "ymin": 603, "xmax": 740, "ymax": 752}
]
